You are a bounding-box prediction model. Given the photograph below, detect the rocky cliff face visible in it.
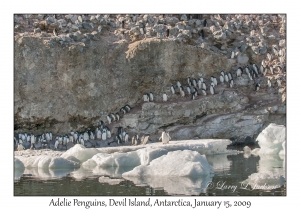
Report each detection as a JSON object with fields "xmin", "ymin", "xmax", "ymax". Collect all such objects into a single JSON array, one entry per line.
[{"xmin": 14, "ymin": 14, "xmax": 286, "ymax": 143}]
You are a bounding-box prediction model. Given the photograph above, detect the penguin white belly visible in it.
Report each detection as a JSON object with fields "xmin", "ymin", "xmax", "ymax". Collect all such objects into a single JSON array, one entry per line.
[{"xmin": 162, "ymin": 133, "xmax": 169, "ymax": 144}]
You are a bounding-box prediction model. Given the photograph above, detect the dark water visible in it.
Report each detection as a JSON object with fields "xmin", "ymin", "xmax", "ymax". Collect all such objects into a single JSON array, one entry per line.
[{"xmin": 14, "ymin": 153, "xmax": 286, "ymax": 196}]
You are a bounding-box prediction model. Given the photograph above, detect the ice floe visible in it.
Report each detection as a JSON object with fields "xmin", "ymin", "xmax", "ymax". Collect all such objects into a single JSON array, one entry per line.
[
  {"xmin": 14, "ymin": 139, "xmax": 234, "ymax": 181},
  {"xmin": 15, "ymin": 155, "xmax": 80, "ymax": 169},
  {"xmin": 60, "ymin": 144, "xmax": 99, "ymax": 163},
  {"xmin": 122, "ymin": 150, "xmax": 213, "ymax": 177},
  {"xmin": 253, "ymin": 123, "xmax": 286, "ymax": 157}
]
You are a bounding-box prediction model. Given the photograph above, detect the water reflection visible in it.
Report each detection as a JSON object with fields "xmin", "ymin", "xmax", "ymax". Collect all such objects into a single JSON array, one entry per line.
[
  {"xmin": 14, "ymin": 152, "xmax": 286, "ymax": 195},
  {"xmin": 241, "ymin": 155, "xmax": 286, "ymax": 191}
]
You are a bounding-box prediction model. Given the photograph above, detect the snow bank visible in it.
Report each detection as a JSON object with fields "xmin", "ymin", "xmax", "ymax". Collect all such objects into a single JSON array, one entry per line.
[
  {"xmin": 60, "ymin": 144, "xmax": 100, "ymax": 163},
  {"xmin": 123, "ymin": 150, "xmax": 213, "ymax": 177},
  {"xmin": 15, "ymin": 155, "xmax": 80, "ymax": 169},
  {"xmin": 255, "ymin": 123, "xmax": 286, "ymax": 156}
]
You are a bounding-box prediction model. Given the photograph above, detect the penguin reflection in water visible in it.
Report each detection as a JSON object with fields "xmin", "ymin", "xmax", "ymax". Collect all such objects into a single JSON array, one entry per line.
[{"xmin": 159, "ymin": 131, "xmax": 171, "ymax": 144}]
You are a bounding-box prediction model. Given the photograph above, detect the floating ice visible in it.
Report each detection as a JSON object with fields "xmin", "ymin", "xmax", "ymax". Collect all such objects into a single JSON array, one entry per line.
[
  {"xmin": 124, "ymin": 175, "xmax": 212, "ymax": 195},
  {"xmin": 243, "ymin": 146, "xmax": 252, "ymax": 158},
  {"xmin": 60, "ymin": 144, "xmax": 100, "ymax": 163},
  {"xmin": 82, "ymin": 151, "xmax": 140, "ymax": 168},
  {"xmin": 95, "ymin": 139, "xmax": 234, "ymax": 155},
  {"xmin": 14, "ymin": 157, "xmax": 25, "ymax": 180},
  {"xmin": 255, "ymin": 123, "xmax": 286, "ymax": 156},
  {"xmin": 82, "ymin": 147, "xmax": 169, "ymax": 168},
  {"xmin": 15, "ymin": 155, "xmax": 80, "ymax": 169},
  {"xmin": 98, "ymin": 176, "xmax": 124, "ymax": 185},
  {"xmin": 123, "ymin": 150, "xmax": 213, "ymax": 177},
  {"xmin": 136, "ymin": 148, "xmax": 169, "ymax": 166}
]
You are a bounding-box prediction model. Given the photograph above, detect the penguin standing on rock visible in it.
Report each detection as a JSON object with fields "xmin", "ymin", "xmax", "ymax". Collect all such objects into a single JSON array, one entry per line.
[
  {"xmin": 255, "ymin": 83, "xmax": 260, "ymax": 91},
  {"xmin": 267, "ymin": 78, "xmax": 272, "ymax": 88},
  {"xmin": 120, "ymin": 107, "xmax": 126, "ymax": 114},
  {"xmin": 191, "ymin": 91, "xmax": 196, "ymax": 100},
  {"xmin": 143, "ymin": 93, "xmax": 150, "ymax": 102},
  {"xmin": 124, "ymin": 104, "xmax": 132, "ymax": 112},
  {"xmin": 229, "ymin": 79, "xmax": 234, "ymax": 88},
  {"xmin": 179, "ymin": 86, "xmax": 185, "ymax": 97},
  {"xmin": 107, "ymin": 115, "xmax": 112, "ymax": 124},
  {"xmin": 236, "ymin": 67, "xmax": 243, "ymax": 77},
  {"xmin": 163, "ymin": 93, "xmax": 168, "ymax": 102},
  {"xmin": 170, "ymin": 85, "xmax": 175, "ymax": 94},
  {"xmin": 210, "ymin": 85, "xmax": 215, "ymax": 95},
  {"xmin": 149, "ymin": 92, "xmax": 154, "ymax": 102},
  {"xmin": 220, "ymin": 75, "xmax": 224, "ymax": 83},
  {"xmin": 177, "ymin": 81, "xmax": 181, "ymax": 89}
]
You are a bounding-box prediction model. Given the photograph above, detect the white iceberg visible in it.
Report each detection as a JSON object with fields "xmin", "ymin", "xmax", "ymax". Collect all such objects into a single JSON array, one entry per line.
[
  {"xmin": 14, "ymin": 157, "xmax": 25, "ymax": 180},
  {"xmin": 96, "ymin": 139, "xmax": 233, "ymax": 155},
  {"xmin": 122, "ymin": 150, "xmax": 213, "ymax": 177},
  {"xmin": 82, "ymin": 147, "xmax": 169, "ymax": 169},
  {"xmin": 254, "ymin": 123, "xmax": 286, "ymax": 157},
  {"xmin": 60, "ymin": 144, "xmax": 100, "ymax": 163},
  {"xmin": 15, "ymin": 155, "xmax": 80, "ymax": 169}
]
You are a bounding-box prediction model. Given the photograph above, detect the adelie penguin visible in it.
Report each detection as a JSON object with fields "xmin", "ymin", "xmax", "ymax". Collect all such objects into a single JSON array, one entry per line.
[
  {"xmin": 177, "ymin": 81, "xmax": 181, "ymax": 89},
  {"xmin": 201, "ymin": 89, "xmax": 207, "ymax": 96},
  {"xmin": 186, "ymin": 86, "xmax": 191, "ymax": 95},
  {"xmin": 179, "ymin": 86, "xmax": 185, "ymax": 97},
  {"xmin": 202, "ymin": 82, "xmax": 207, "ymax": 90},
  {"xmin": 191, "ymin": 91, "xmax": 196, "ymax": 100},
  {"xmin": 163, "ymin": 93, "xmax": 168, "ymax": 102},
  {"xmin": 170, "ymin": 85, "xmax": 175, "ymax": 94},
  {"xmin": 106, "ymin": 115, "xmax": 112, "ymax": 124},
  {"xmin": 143, "ymin": 93, "xmax": 150, "ymax": 102},
  {"xmin": 197, "ymin": 79, "xmax": 202, "ymax": 89},
  {"xmin": 255, "ymin": 83, "xmax": 260, "ymax": 91},
  {"xmin": 124, "ymin": 104, "xmax": 131, "ymax": 112},
  {"xmin": 228, "ymin": 72, "xmax": 233, "ymax": 80},
  {"xmin": 252, "ymin": 64, "xmax": 259, "ymax": 75},
  {"xmin": 203, "ymin": 19, "xmax": 207, "ymax": 27},
  {"xmin": 229, "ymin": 79, "xmax": 234, "ymax": 88},
  {"xmin": 187, "ymin": 77, "xmax": 192, "ymax": 86},
  {"xmin": 110, "ymin": 113, "xmax": 116, "ymax": 122},
  {"xmin": 120, "ymin": 107, "xmax": 126, "ymax": 114},
  {"xmin": 149, "ymin": 92, "xmax": 154, "ymax": 102},
  {"xmin": 220, "ymin": 75, "xmax": 224, "ymax": 83},
  {"xmin": 210, "ymin": 85, "xmax": 215, "ymax": 95},
  {"xmin": 236, "ymin": 67, "xmax": 243, "ymax": 77},
  {"xmin": 224, "ymin": 74, "xmax": 229, "ymax": 83},
  {"xmin": 192, "ymin": 79, "xmax": 197, "ymax": 87},
  {"xmin": 267, "ymin": 78, "xmax": 272, "ymax": 88}
]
